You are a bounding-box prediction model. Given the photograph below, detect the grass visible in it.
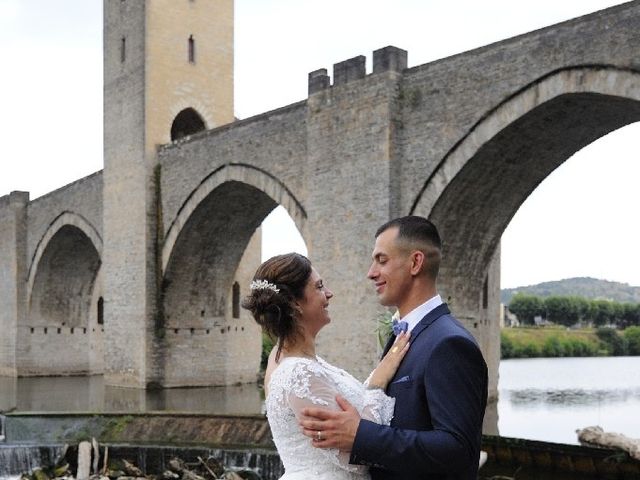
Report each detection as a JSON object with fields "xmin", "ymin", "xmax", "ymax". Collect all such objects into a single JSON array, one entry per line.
[{"xmin": 501, "ymin": 326, "xmax": 603, "ymax": 359}]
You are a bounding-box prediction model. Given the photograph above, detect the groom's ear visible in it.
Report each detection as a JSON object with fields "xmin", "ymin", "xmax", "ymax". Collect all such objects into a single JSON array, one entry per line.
[{"xmin": 409, "ymin": 250, "xmax": 425, "ymax": 276}]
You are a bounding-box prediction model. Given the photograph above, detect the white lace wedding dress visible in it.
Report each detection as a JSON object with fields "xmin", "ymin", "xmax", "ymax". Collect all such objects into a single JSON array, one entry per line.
[{"xmin": 266, "ymin": 356, "xmax": 395, "ymax": 480}]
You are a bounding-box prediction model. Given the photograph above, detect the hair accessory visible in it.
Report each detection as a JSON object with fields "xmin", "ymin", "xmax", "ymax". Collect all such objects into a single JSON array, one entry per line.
[{"xmin": 250, "ymin": 279, "xmax": 280, "ymax": 293}]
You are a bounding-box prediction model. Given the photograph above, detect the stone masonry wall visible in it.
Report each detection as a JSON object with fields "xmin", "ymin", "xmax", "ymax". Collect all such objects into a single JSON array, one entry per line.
[
  {"xmin": 398, "ymin": 2, "xmax": 640, "ymax": 215},
  {"xmin": 0, "ymin": 192, "xmax": 28, "ymax": 377},
  {"xmin": 158, "ymin": 102, "xmax": 308, "ymax": 241},
  {"xmin": 304, "ymin": 55, "xmax": 406, "ymax": 380},
  {"xmin": 5, "ymin": 2, "xmax": 640, "ymax": 394}
]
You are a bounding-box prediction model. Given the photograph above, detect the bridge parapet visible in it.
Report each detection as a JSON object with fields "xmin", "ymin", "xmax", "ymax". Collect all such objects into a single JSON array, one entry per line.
[{"xmin": 308, "ymin": 46, "xmax": 407, "ymax": 95}]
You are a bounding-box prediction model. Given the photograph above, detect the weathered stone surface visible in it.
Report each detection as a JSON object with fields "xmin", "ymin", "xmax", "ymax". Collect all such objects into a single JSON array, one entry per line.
[
  {"xmin": 577, "ymin": 426, "xmax": 640, "ymax": 460},
  {"xmin": 5, "ymin": 413, "xmax": 274, "ymax": 448},
  {"xmin": 77, "ymin": 441, "xmax": 92, "ymax": 480}
]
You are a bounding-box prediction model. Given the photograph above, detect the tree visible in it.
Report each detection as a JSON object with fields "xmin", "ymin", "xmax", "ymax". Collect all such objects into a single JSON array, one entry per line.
[
  {"xmin": 592, "ymin": 300, "xmax": 615, "ymax": 327},
  {"xmin": 622, "ymin": 303, "xmax": 640, "ymax": 328},
  {"xmin": 544, "ymin": 296, "xmax": 579, "ymax": 327},
  {"xmin": 573, "ymin": 296, "xmax": 591, "ymax": 323},
  {"xmin": 612, "ymin": 302, "xmax": 627, "ymax": 327},
  {"xmin": 508, "ymin": 294, "xmax": 544, "ymax": 325}
]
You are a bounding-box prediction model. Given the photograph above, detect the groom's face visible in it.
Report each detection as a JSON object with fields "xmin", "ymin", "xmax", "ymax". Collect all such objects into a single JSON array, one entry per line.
[{"xmin": 368, "ymin": 227, "xmax": 413, "ymax": 309}]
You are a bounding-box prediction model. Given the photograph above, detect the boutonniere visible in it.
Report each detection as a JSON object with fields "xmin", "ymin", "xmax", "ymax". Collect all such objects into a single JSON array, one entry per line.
[{"xmin": 375, "ymin": 310, "xmax": 400, "ymax": 348}]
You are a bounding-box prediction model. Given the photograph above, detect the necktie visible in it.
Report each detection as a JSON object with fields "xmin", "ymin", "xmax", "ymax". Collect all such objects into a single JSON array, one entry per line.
[{"xmin": 392, "ymin": 319, "xmax": 408, "ymax": 335}]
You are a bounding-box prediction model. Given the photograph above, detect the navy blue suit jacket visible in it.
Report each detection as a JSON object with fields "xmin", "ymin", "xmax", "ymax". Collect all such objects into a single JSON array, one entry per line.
[{"xmin": 350, "ymin": 304, "xmax": 488, "ymax": 479}]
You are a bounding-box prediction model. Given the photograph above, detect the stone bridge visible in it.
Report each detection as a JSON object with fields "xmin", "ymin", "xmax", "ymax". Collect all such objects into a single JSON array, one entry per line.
[{"xmin": 2, "ymin": 1, "xmax": 640, "ymax": 400}]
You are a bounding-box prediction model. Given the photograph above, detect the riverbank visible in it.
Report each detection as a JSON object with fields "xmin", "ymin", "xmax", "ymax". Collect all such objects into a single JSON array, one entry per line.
[{"xmin": 501, "ymin": 326, "xmax": 640, "ymax": 359}]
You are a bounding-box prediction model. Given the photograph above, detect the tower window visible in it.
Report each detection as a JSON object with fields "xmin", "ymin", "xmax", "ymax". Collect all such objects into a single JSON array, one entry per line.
[
  {"xmin": 97, "ymin": 297, "xmax": 104, "ymax": 325},
  {"xmin": 232, "ymin": 282, "xmax": 240, "ymax": 319},
  {"xmin": 120, "ymin": 37, "xmax": 126, "ymax": 63},
  {"xmin": 482, "ymin": 275, "xmax": 488, "ymax": 309},
  {"xmin": 188, "ymin": 35, "xmax": 195, "ymax": 63},
  {"xmin": 170, "ymin": 107, "xmax": 206, "ymax": 141}
]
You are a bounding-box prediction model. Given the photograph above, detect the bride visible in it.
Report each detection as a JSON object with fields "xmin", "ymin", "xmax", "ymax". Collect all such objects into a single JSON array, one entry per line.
[{"xmin": 242, "ymin": 253, "xmax": 409, "ymax": 480}]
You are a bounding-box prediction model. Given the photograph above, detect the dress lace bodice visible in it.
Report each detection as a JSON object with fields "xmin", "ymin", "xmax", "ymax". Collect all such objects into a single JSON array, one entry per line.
[{"xmin": 266, "ymin": 356, "xmax": 395, "ymax": 480}]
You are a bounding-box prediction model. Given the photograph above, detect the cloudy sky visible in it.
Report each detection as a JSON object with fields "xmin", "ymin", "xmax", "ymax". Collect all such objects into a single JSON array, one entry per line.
[{"xmin": 1, "ymin": 0, "xmax": 638, "ymax": 288}]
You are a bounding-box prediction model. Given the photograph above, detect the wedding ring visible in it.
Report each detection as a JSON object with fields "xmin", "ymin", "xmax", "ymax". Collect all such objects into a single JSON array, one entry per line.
[
  {"xmin": 391, "ymin": 346, "xmax": 399, "ymax": 353},
  {"xmin": 316, "ymin": 430, "xmax": 322, "ymax": 441}
]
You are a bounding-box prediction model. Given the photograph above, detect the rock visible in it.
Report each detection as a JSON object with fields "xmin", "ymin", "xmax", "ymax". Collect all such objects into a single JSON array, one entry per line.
[
  {"xmin": 577, "ymin": 426, "xmax": 640, "ymax": 460},
  {"xmin": 168, "ymin": 458, "xmax": 186, "ymax": 473},
  {"xmin": 122, "ymin": 459, "xmax": 143, "ymax": 477},
  {"xmin": 221, "ymin": 473, "xmax": 243, "ymax": 480},
  {"xmin": 181, "ymin": 470, "xmax": 205, "ymax": 480},
  {"xmin": 161, "ymin": 470, "xmax": 180, "ymax": 480}
]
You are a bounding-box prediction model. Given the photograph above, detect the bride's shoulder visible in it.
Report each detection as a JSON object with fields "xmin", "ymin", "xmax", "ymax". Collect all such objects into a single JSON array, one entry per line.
[{"xmin": 268, "ymin": 357, "xmax": 327, "ymax": 388}]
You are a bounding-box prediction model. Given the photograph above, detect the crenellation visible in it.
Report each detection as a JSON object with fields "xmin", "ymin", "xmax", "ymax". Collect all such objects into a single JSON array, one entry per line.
[
  {"xmin": 333, "ymin": 55, "xmax": 366, "ymax": 85},
  {"xmin": 8, "ymin": 191, "xmax": 30, "ymax": 207},
  {"xmin": 308, "ymin": 68, "xmax": 330, "ymax": 94},
  {"xmin": 373, "ymin": 46, "xmax": 407, "ymax": 74}
]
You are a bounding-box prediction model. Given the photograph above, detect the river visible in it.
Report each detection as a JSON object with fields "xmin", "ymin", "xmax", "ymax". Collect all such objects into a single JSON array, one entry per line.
[
  {"xmin": 497, "ymin": 355, "xmax": 640, "ymax": 444},
  {"xmin": 2, "ymin": 356, "xmax": 639, "ymax": 446}
]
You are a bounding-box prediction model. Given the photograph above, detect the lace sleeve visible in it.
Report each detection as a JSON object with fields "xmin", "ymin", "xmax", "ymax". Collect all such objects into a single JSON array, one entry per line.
[
  {"xmin": 360, "ymin": 386, "xmax": 395, "ymax": 426},
  {"xmin": 285, "ymin": 361, "xmax": 367, "ymax": 473}
]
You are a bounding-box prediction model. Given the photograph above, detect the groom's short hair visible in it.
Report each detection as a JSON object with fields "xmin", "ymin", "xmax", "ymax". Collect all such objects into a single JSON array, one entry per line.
[{"xmin": 375, "ymin": 216, "xmax": 442, "ymax": 279}]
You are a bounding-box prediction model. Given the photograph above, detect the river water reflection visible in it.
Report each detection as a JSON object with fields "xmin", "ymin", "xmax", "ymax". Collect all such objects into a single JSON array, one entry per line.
[
  {"xmin": 1, "ymin": 356, "xmax": 639, "ymax": 446},
  {"xmin": 498, "ymin": 356, "xmax": 640, "ymax": 444},
  {"xmin": 0, "ymin": 376, "xmax": 264, "ymax": 415}
]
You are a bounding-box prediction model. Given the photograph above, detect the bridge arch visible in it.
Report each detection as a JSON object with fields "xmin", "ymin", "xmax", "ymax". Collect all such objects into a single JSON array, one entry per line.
[
  {"xmin": 27, "ymin": 211, "xmax": 103, "ymax": 308},
  {"xmin": 159, "ymin": 163, "xmax": 307, "ymax": 386},
  {"xmin": 22, "ymin": 212, "xmax": 103, "ymax": 375},
  {"xmin": 411, "ymin": 66, "xmax": 640, "ymax": 313},
  {"xmin": 162, "ymin": 163, "xmax": 307, "ymax": 273}
]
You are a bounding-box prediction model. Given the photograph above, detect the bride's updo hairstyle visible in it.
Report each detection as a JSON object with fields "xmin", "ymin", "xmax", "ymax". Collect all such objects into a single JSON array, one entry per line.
[{"xmin": 241, "ymin": 253, "xmax": 312, "ymax": 361}]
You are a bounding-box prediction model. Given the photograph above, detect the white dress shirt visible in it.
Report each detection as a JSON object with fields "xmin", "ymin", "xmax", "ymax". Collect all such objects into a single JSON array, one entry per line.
[{"xmin": 400, "ymin": 294, "xmax": 443, "ymax": 333}]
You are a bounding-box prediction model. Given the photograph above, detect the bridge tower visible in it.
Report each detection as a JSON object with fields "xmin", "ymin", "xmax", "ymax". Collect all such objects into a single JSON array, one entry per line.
[{"xmin": 103, "ymin": 0, "xmax": 234, "ymax": 387}]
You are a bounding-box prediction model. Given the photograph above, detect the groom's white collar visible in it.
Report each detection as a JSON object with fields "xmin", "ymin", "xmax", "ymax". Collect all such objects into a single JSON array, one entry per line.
[{"xmin": 399, "ymin": 294, "xmax": 443, "ymax": 333}]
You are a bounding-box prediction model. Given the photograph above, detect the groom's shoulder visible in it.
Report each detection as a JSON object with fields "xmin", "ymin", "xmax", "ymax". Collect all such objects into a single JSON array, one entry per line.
[{"xmin": 431, "ymin": 310, "xmax": 479, "ymax": 345}]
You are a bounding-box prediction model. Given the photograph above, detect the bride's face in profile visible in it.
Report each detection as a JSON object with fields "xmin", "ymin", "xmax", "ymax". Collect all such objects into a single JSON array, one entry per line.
[{"xmin": 296, "ymin": 267, "xmax": 334, "ymax": 334}]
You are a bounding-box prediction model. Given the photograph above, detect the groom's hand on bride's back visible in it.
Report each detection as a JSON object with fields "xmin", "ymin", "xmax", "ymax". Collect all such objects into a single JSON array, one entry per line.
[{"xmin": 299, "ymin": 395, "xmax": 360, "ymax": 451}]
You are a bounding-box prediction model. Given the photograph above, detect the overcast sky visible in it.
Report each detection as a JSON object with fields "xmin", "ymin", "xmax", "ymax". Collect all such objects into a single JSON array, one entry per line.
[{"xmin": 1, "ymin": 0, "xmax": 638, "ymax": 288}]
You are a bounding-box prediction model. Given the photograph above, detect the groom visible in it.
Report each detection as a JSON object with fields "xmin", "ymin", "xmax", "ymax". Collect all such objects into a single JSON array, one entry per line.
[{"xmin": 301, "ymin": 216, "xmax": 488, "ymax": 479}]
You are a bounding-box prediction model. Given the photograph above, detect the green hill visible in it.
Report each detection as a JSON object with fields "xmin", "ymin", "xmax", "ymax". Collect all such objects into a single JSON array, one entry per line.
[{"xmin": 501, "ymin": 277, "xmax": 640, "ymax": 305}]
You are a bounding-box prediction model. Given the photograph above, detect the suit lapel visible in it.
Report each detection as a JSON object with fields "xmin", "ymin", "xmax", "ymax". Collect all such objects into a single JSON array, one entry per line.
[{"xmin": 410, "ymin": 303, "xmax": 450, "ymax": 343}]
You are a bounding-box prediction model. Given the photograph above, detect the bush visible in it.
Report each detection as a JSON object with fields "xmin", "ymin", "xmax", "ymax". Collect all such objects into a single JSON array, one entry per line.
[
  {"xmin": 564, "ymin": 338, "xmax": 598, "ymax": 357},
  {"xmin": 501, "ymin": 327, "xmax": 603, "ymax": 359},
  {"xmin": 521, "ymin": 343, "xmax": 541, "ymax": 358},
  {"xmin": 623, "ymin": 326, "xmax": 640, "ymax": 355},
  {"xmin": 542, "ymin": 337, "xmax": 564, "ymax": 357},
  {"xmin": 501, "ymin": 332, "xmax": 515, "ymax": 359},
  {"xmin": 595, "ymin": 327, "xmax": 628, "ymax": 356}
]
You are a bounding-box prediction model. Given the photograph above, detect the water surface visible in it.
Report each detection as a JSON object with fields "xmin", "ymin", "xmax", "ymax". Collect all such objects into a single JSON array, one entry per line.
[
  {"xmin": 2, "ymin": 356, "xmax": 639, "ymax": 447},
  {"xmin": 498, "ymin": 356, "xmax": 640, "ymax": 444}
]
